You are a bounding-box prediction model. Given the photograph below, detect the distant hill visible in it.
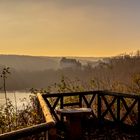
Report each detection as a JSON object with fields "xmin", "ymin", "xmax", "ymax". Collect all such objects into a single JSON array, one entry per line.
[
  {"xmin": 0, "ymin": 55, "xmax": 102, "ymax": 71},
  {"xmin": 0, "ymin": 54, "xmax": 139, "ymax": 92},
  {"xmin": 0, "ymin": 55, "xmax": 60, "ymax": 71},
  {"xmin": 0, "ymin": 55, "xmax": 104, "ymax": 91}
]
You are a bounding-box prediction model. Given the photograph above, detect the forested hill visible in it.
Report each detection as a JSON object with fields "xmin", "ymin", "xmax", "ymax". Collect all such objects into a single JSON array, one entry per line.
[
  {"xmin": 0, "ymin": 54, "xmax": 139, "ymax": 92},
  {"xmin": 0, "ymin": 55, "xmax": 101, "ymax": 71},
  {"xmin": 0, "ymin": 55, "xmax": 101, "ymax": 91},
  {"xmin": 0, "ymin": 55, "xmax": 60, "ymax": 71}
]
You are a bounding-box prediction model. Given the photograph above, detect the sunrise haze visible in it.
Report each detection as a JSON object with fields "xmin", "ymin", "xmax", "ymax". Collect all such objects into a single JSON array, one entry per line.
[{"xmin": 0, "ymin": 0, "xmax": 140, "ymax": 57}]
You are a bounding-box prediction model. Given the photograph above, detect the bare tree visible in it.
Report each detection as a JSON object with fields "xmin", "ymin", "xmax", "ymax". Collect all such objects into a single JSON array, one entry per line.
[{"xmin": 0, "ymin": 67, "xmax": 11, "ymax": 106}]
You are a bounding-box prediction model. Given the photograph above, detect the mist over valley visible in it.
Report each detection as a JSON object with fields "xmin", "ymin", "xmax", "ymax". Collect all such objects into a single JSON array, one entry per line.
[{"xmin": 0, "ymin": 55, "xmax": 103, "ymax": 91}]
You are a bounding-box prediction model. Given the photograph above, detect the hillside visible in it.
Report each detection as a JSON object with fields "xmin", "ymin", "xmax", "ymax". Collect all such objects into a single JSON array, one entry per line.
[
  {"xmin": 0, "ymin": 55, "xmax": 60, "ymax": 71},
  {"xmin": 0, "ymin": 54, "xmax": 140, "ymax": 92},
  {"xmin": 0, "ymin": 55, "xmax": 102, "ymax": 72}
]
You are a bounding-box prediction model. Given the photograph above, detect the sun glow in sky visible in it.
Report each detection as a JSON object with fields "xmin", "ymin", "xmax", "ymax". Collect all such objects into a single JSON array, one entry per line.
[{"xmin": 0, "ymin": 0, "xmax": 140, "ymax": 57}]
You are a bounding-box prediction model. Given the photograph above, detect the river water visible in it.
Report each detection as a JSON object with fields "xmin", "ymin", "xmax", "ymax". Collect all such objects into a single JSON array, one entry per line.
[{"xmin": 0, "ymin": 92, "xmax": 31, "ymax": 109}]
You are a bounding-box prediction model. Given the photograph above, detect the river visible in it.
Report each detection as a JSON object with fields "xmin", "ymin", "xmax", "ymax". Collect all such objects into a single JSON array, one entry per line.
[{"xmin": 0, "ymin": 92, "xmax": 31, "ymax": 109}]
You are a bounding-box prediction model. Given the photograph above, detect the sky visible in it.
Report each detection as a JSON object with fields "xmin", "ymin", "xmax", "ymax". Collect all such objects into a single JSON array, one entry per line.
[{"xmin": 0, "ymin": 0, "xmax": 140, "ymax": 57}]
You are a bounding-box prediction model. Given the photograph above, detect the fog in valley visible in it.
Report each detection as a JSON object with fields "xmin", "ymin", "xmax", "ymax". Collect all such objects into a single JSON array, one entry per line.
[
  {"xmin": 0, "ymin": 55, "xmax": 102, "ymax": 91},
  {"xmin": 0, "ymin": 52, "xmax": 140, "ymax": 93}
]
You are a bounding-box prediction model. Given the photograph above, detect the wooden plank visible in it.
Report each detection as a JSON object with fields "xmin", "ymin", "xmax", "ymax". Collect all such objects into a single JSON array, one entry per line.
[
  {"xmin": 101, "ymin": 96, "xmax": 117, "ymax": 119},
  {"xmin": 0, "ymin": 123, "xmax": 54, "ymax": 140},
  {"xmin": 60, "ymin": 96, "xmax": 63, "ymax": 109},
  {"xmin": 89, "ymin": 94, "xmax": 96, "ymax": 107},
  {"xmin": 42, "ymin": 90, "xmax": 140, "ymax": 99},
  {"xmin": 121, "ymin": 99, "xmax": 138, "ymax": 122},
  {"xmin": 42, "ymin": 91, "xmax": 94, "ymax": 98},
  {"xmin": 97, "ymin": 90, "xmax": 140, "ymax": 98},
  {"xmin": 37, "ymin": 93, "xmax": 56, "ymax": 124},
  {"xmin": 101, "ymin": 95, "xmax": 117, "ymax": 121},
  {"xmin": 138, "ymin": 98, "xmax": 140, "ymax": 127},
  {"xmin": 82, "ymin": 94, "xmax": 96, "ymax": 107},
  {"xmin": 37, "ymin": 93, "xmax": 57, "ymax": 140},
  {"xmin": 117, "ymin": 97, "xmax": 120, "ymax": 122},
  {"xmin": 53, "ymin": 97, "xmax": 60, "ymax": 109},
  {"xmin": 98, "ymin": 94, "xmax": 102, "ymax": 120},
  {"xmin": 82, "ymin": 95, "xmax": 90, "ymax": 107},
  {"xmin": 44, "ymin": 97, "xmax": 60, "ymax": 122},
  {"xmin": 79, "ymin": 94, "xmax": 82, "ymax": 108},
  {"xmin": 121, "ymin": 98, "xmax": 129, "ymax": 112}
]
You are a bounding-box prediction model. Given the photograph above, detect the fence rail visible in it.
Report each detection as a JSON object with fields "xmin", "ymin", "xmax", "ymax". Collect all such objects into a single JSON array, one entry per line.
[
  {"xmin": 42, "ymin": 90, "xmax": 140, "ymax": 127},
  {"xmin": 0, "ymin": 93, "xmax": 56, "ymax": 140},
  {"xmin": 0, "ymin": 122, "xmax": 54, "ymax": 140}
]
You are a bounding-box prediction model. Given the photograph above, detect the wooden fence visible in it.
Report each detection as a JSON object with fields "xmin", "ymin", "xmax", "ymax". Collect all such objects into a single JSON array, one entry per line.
[
  {"xmin": 42, "ymin": 90, "xmax": 140, "ymax": 127},
  {"xmin": 1, "ymin": 90, "xmax": 140, "ymax": 140}
]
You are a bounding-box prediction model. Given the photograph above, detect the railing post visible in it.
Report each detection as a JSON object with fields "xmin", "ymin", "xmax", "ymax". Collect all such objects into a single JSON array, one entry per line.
[
  {"xmin": 79, "ymin": 94, "xmax": 82, "ymax": 107},
  {"xmin": 60, "ymin": 95, "xmax": 63, "ymax": 109},
  {"xmin": 60, "ymin": 95, "xmax": 64, "ymax": 121},
  {"xmin": 117, "ymin": 97, "xmax": 120, "ymax": 123},
  {"xmin": 98, "ymin": 94, "xmax": 102, "ymax": 120},
  {"xmin": 138, "ymin": 97, "xmax": 140, "ymax": 128}
]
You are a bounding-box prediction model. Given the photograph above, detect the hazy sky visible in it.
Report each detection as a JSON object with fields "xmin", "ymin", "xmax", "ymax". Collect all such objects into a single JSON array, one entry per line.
[{"xmin": 0, "ymin": 0, "xmax": 140, "ymax": 57}]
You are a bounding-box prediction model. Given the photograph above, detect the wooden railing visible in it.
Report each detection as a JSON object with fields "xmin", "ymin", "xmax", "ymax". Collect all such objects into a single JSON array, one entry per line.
[
  {"xmin": 42, "ymin": 90, "xmax": 140, "ymax": 127},
  {"xmin": 0, "ymin": 93, "xmax": 56, "ymax": 140},
  {"xmin": 0, "ymin": 122, "xmax": 54, "ymax": 140},
  {"xmin": 1, "ymin": 90, "xmax": 140, "ymax": 140}
]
